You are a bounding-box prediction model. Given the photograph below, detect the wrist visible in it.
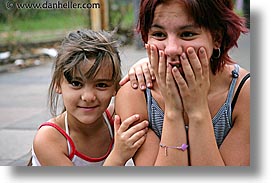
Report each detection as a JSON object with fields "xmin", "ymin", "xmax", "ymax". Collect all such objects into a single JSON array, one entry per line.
[
  {"xmin": 188, "ymin": 110, "xmax": 211, "ymax": 126},
  {"xmin": 104, "ymin": 151, "xmax": 126, "ymax": 166},
  {"xmin": 165, "ymin": 110, "xmax": 184, "ymax": 121}
]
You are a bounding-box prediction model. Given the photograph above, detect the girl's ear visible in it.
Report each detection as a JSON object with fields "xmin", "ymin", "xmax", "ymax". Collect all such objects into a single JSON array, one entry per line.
[
  {"xmin": 112, "ymin": 90, "xmax": 116, "ymax": 96},
  {"xmin": 55, "ymin": 85, "xmax": 62, "ymax": 94},
  {"xmin": 213, "ymin": 30, "xmax": 223, "ymax": 49}
]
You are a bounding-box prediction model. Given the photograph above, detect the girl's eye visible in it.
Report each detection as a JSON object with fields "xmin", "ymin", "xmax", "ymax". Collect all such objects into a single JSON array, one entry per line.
[
  {"xmin": 153, "ymin": 32, "xmax": 165, "ymax": 37},
  {"xmin": 151, "ymin": 32, "xmax": 166, "ymax": 39},
  {"xmin": 70, "ymin": 81, "xmax": 82, "ymax": 87},
  {"xmin": 181, "ymin": 32, "xmax": 196, "ymax": 38},
  {"xmin": 96, "ymin": 83, "xmax": 108, "ymax": 88}
]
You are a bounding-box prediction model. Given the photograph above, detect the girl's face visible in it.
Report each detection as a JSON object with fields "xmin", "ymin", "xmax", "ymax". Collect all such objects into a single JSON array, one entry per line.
[
  {"xmin": 148, "ymin": 2, "xmax": 220, "ymax": 68},
  {"xmin": 59, "ymin": 58, "xmax": 116, "ymax": 125}
]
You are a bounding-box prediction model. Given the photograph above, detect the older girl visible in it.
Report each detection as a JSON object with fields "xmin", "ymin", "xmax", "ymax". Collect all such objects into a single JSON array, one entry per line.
[{"xmin": 116, "ymin": 0, "xmax": 250, "ymax": 166}]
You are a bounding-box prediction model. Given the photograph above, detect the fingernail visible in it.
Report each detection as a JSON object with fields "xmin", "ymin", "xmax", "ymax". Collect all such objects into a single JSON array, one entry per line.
[
  {"xmin": 172, "ymin": 66, "xmax": 178, "ymax": 72},
  {"xmin": 141, "ymin": 85, "xmax": 146, "ymax": 90},
  {"xmin": 133, "ymin": 83, "xmax": 138, "ymax": 88},
  {"xmin": 151, "ymin": 45, "xmax": 154, "ymax": 52},
  {"xmin": 199, "ymin": 48, "xmax": 205, "ymax": 54},
  {"xmin": 147, "ymin": 83, "xmax": 152, "ymax": 87},
  {"xmin": 181, "ymin": 53, "xmax": 186, "ymax": 59},
  {"xmin": 188, "ymin": 48, "xmax": 194, "ymax": 54}
]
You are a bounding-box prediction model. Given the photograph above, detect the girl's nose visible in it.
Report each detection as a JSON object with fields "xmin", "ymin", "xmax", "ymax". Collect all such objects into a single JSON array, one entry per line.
[
  {"xmin": 164, "ymin": 36, "xmax": 183, "ymax": 60},
  {"xmin": 81, "ymin": 88, "xmax": 96, "ymax": 102}
]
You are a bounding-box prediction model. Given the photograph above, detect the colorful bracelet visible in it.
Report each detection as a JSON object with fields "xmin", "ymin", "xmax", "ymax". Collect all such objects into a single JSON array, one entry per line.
[{"xmin": 160, "ymin": 143, "xmax": 188, "ymax": 156}]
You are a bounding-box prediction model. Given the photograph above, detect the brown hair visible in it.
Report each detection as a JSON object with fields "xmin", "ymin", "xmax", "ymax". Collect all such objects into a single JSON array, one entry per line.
[
  {"xmin": 137, "ymin": 0, "xmax": 249, "ymax": 74},
  {"xmin": 48, "ymin": 29, "xmax": 121, "ymax": 116}
]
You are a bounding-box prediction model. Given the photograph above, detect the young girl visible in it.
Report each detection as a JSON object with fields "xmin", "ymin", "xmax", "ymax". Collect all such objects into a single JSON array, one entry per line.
[{"xmin": 30, "ymin": 29, "xmax": 148, "ymax": 166}]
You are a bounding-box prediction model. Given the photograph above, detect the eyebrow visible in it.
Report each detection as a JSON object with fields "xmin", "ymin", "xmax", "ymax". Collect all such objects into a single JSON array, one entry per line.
[
  {"xmin": 151, "ymin": 23, "xmax": 198, "ymax": 30},
  {"xmin": 94, "ymin": 78, "xmax": 114, "ymax": 82}
]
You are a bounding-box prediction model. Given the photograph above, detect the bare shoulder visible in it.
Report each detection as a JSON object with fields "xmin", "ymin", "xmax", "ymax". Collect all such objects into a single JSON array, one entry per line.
[
  {"xmin": 33, "ymin": 123, "xmax": 69, "ymax": 165},
  {"xmin": 232, "ymin": 66, "xmax": 250, "ymax": 125},
  {"xmin": 115, "ymin": 81, "xmax": 148, "ymax": 121},
  {"xmin": 219, "ymin": 66, "xmax": 250, "ymax": 165}
]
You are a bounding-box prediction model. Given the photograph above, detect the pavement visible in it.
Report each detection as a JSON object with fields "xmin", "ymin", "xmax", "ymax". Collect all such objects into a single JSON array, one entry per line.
[{"xmin": 0, "ymin": 33, "xmax": 250, "ymax": 166}]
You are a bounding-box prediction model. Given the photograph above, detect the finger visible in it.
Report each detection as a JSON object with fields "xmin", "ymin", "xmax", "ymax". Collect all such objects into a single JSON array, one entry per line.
[
  {"xmin": 166, "ymin": 64, "xmax": 177, "ymax": 91},
  {"xmin": 172, "ymin": 65, "xmax": 188, "ymax": 97},
  {"xmin": 119, "ymin": 74, "xmax": 130, "ymax": 86},
  {"xmin": 145, "ymin": 43, "xmax": 151, "ymax": 58},
  {"xmin": 129, "ymin": 129, "xmax": 147, "ymax": 147},
  {"xmin": 149, "ymin": 63, "xmax": 156, "ymax": 81},
  {"xmin": 181, "ymin": 48, "xmax": 195, "ymax": 87},
  {"xmin": 167, "ymin": 65, "xmax": 184, "ymax": 110},
  {"xmin": 128, "ymin": 67, "xmax": 139, "ymax": 89},
  {"xmin": 134, "ymin": 65, "xmax": 146, "ymax": 90},
  {"xmin": 132, "ymin": 135, "xmax": 146, "ymax": 149},
  {"xmin": 113, "ymin": 115, "xmax": 121, "ymax": 135},
  {"xmin": 119, "ymin": 114, "xmax": 140, "ymax": 132},
  {"xmin": 198, "ymin": 47, "xmax": 209, "ymax": 79},
  {"xmin": 126, "ymin": 120, "xmax": 149, "ymax": 138},
  {"xmin": 145, "ymin": 44, "xmax": 155, "ymax": 81},
  {"xmin": 158, "ymin": 49, "xmax": 166, "ymax": 84},
  {"xmin": 149, "ymin": 44, "xmax": 159, "ymax": 78},
  {"xmin": 142, "ymin": 62, "xmax": 153, "ymax": 88},
  {"xmin": 188, "ymin": 47, "xmax": 203, "ymax": 81}
]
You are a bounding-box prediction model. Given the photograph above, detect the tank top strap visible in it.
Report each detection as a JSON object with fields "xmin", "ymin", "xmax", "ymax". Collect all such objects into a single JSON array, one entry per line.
[
  {"xmin": 39, "ymin": 121, "xmax": 75, "ymax": 160},
  {"xmin": 145, "ymin": 88, "xmax": 153, "ymax": 125},
  {"xmin": 64, "ymin": 112, "xmax": 72, "ymax": 156},
  {"xmin": 103, "ymin": 110, "xmax": 114, "ymax": 139},
  {"xmin": 225, "ymin": 64, "xmax": 240, "ymax": 104}
]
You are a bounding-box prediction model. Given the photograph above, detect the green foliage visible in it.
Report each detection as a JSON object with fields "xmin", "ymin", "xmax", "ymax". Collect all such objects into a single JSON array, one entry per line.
[
  {"xmin": 109, "ymin": 0, "xmax": 134, "ymax": 30},
  {"xmin": 0, "ymin": 0, "xmax": 135, "ymax": 44}
]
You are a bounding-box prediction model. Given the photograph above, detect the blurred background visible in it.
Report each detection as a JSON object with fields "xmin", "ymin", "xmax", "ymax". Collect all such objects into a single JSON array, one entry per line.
[
  {"xmin": 0, "ymin": 0, "xmax": 249, "ymax": 68},
  {"xmin": 0, "ymin": 0, "xmax": 145, "ymax": 69},
  {"xmin": 0, "ymin": 0, "xmax": 250, "ymax": 166}
]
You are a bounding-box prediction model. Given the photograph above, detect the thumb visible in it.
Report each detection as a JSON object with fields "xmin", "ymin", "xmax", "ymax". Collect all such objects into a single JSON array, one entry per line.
[{"xmin": 113, "ymin": 115, "xmax": 121, "ymax": 134}]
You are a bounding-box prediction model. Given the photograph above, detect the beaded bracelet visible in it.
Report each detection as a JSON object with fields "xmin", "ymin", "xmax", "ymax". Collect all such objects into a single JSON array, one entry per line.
[{"xmin": 160, "ymin": 143, "xmax": 188, "ymax": 156}]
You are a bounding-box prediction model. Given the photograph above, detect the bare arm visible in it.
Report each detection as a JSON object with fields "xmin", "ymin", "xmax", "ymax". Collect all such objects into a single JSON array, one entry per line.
[
  {"xmin": 219, "ymin": 73, "xmax": 250, "ymax": 165},
  {"xmin": 115, "ymin": 80, "xmax": 188, "ymax": 166},
  {"xmin": 33, "ymin": 126, "xmax": 74, "ymax": 166},
  {"xmin": 115, "ymin": 81, "xmax": 159, "ymax": 165},
  {"xmin": 117, "ymin": 45, "xmax": 190, "ymax": 166}
]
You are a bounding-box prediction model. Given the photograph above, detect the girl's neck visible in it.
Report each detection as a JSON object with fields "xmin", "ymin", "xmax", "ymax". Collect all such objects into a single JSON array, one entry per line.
[
  {"xmin": 66, "ymin": 112, "xmax": 107, "ymax": 137},
  {"xmin": 208, "ymin": 64, "xmax": 233, "ymax": 96}
]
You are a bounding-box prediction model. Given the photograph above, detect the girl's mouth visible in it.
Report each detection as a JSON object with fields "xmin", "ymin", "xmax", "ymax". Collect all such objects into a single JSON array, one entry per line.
[
  {"xmin": 168, "ymin": 62, "xmax": 184, "ymax": 76},
  {"xmin": 78, "ymin": 106, "xmax": 98, "ymax": 112}
]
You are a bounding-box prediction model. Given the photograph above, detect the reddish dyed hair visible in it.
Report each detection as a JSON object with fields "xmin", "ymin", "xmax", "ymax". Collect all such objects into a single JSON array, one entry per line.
[{"xmin": 137, "ymin": 0, "xmax": 249, "ymax": 74}]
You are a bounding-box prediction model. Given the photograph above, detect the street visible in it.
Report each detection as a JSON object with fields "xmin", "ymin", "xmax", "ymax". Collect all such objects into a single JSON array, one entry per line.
[{"xmin": 0, "ymin": 33, "xmax": 250, "ymax": 166}]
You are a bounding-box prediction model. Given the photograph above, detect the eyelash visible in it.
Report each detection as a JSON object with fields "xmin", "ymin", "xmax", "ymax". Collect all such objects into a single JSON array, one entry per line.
[
  {"xmin": 181, "ymin": 32, "xmax": 196, "ymax": 38},
  {"xmin": 68, "ymin": 79, "xmax": 111, "ymax": 89},
  {"xmin": 96, "ymin": 83, "xmax": 108, "ymax": 88},
  {"xmin": 152, "ymin": 32, "xmax": 166, "ymax": 38},
  {"xmin": 70, "ymin": 80, "xmax": 83, "ymax": 88},
  {"xmin": 150, "ymin": 31, "xmax": 197, "ymax": 40}
]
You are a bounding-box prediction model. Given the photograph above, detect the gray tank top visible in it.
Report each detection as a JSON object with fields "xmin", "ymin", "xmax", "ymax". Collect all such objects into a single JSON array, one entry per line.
[{"xmin": 145, "ymin": 64, "xmax": 240, "ymax": 147}]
